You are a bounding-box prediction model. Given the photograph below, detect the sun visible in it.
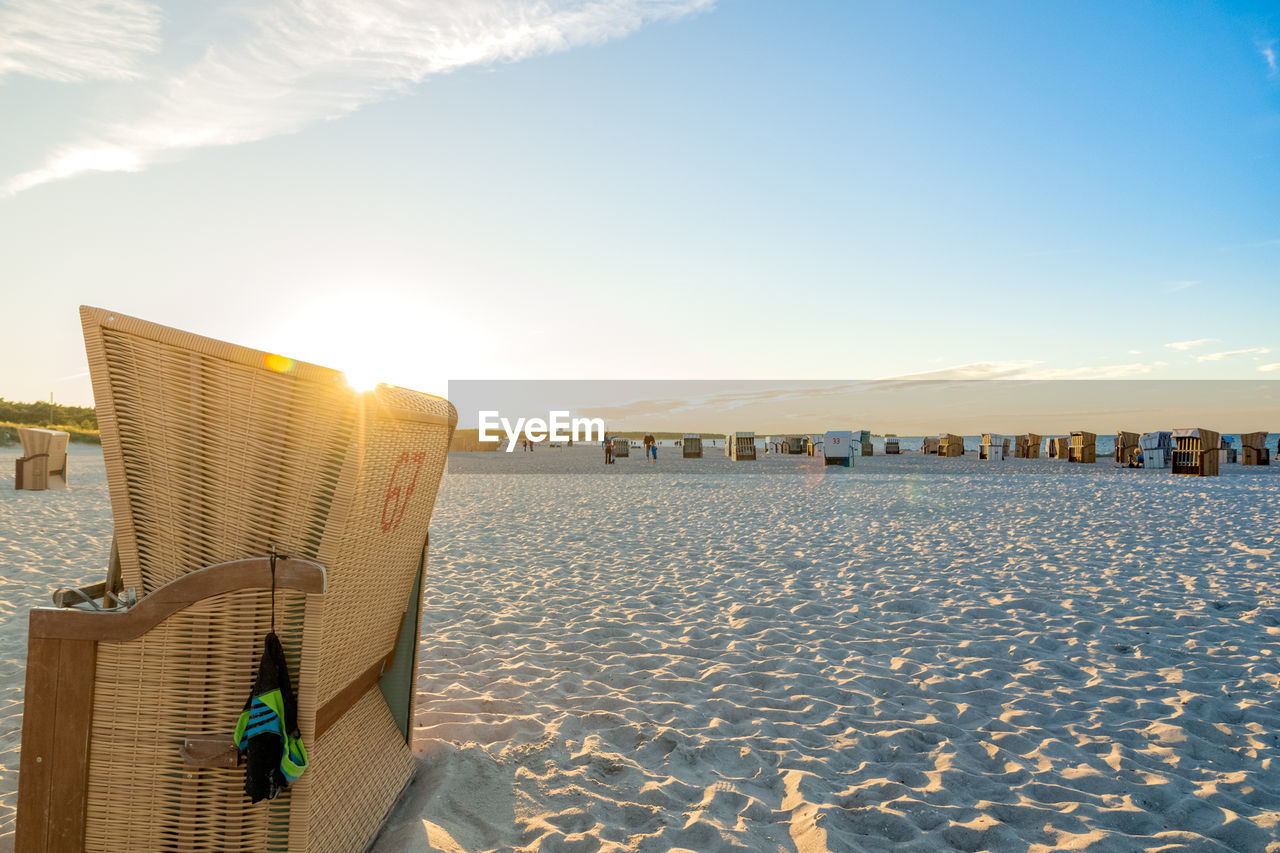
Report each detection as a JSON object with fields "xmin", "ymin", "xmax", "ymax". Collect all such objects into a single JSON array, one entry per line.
[
  {"xmin": 341, "ymin": 363, "xmax": 383, "ymax": 392},
  {"xmin": 265, "ymin": 286, "xmax": 461, "ymax": 398}
]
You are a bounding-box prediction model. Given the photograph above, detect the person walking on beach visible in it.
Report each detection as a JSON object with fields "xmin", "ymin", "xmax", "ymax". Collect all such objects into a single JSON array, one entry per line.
[
  {"xmin": 643, "ymin": 433, "xmax": 657, "ymax": 463},
  {"xmin": 604, "ymin": 436, "xmax": 614, "ymax": 465}
]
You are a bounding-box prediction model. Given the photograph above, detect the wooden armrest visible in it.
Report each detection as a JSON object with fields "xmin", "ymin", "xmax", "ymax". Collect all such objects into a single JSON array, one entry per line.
[{"xmin": 30, "ymin": 557, "xmax": 326, "ymax": 642}]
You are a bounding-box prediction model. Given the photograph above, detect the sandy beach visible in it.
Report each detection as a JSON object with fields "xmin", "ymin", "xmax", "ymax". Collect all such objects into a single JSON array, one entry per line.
[{"xmin": 3, "ymin": 445, "xmax": 1278, "ymax": 851}]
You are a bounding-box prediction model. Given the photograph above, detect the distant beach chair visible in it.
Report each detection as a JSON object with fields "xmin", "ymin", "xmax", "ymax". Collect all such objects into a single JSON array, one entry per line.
[
  {"xmin": 1068, "ymin": 431, "xmax": 1096, "ymax": 463},
  {"xmin": 1047, "ymin": 436, "xmax": 1069, "ymax": 459},
  {"xmin": 884, "ymin": 434, "xmax": 900, "ymax": 454},
  {"xmin": 727, "ymin": 432, "xmax": 756, "ymax": 461},
  {"xmin": 612, "ymin": 437, "xmax": 630, "ymax": 458},
  {"xmin": 16, "ymin": 307, "xmax": 455, "ymax": 853},
  {"xmin": 806, "ymin": 434, "xmax": 822, "ymax": 456},
  {"xmin": 785, "ymin": 435, "xmax": 806, "ymax": 454},
  {"xmin": 1024, "ymin": 434, "xmax": 1042, "ymax": 458},
  {"xmin": 1139, "ymin": 431, "xmax": 1173, "ymax": 468},
  {"xmin": 682, "ymin": 434, "xmax": 703, "ymax": 458},
  {"xmin": 980, "ymin": 433, "xmax": 1005, "ymax": 460},
  {"xmin": 822, "ymin": 430, "xmax": 854, "ymax": 467},
  {"xmin": 14, "ymin": 427, "xmax": 69, "ymax": 490},
  {"xmin": 1218, "ymin": 437, "xmax": 1237, "ymax": 465},
  {"xmin": 1172, "ymin": 428, "xmax": 1219, "ymax": 476},
  {"xmin": 938, "ymin": 434, "xmax": 964, "ymax": 457},
  {"xmin": 1115, "ymin": 431, "xmax": 1140, "ymax": 466},
  {"xmin": 922, "ymin": 437, "xmax": 940, "ymax": 454},
  {"xmin": 854, "ymin": 430, "xmax": 873, "ymax": 456},
  {"xmin": 1241, "ymin": 432, "xmax": 1270, "ymax": 466}
]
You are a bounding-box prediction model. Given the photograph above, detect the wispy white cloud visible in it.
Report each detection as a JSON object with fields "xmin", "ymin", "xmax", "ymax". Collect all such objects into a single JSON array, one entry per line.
[
  {"xmin": 0, "ymin": 0, "xmax": 162, "ymax": 83},
  {"xmin": 1165, "ymin": 279, "xmax": 1198, "ymax": 292},
  {"xmin": 1259, "ymin": 363, "xmax": 1280, "ymax": 372},
  {"xmin": 1165, "ymin": 338, "xmax": 1217, "ymax": 351},
  {"xmin": 1127, "ymin": 349, "xmax": 1142, "ymax": 355},
  {"xmin": 1261, "ymin": 39, "xmax": 1278, "ymax": 77},
  {"xmin": 885, "ymin": 361, "xmax": 1041, "ymax": 381},
  {"xmin": 1024, "ymin": 361, "xmax": 1165, "ymax": 379},
  {"xmin": 3, "ymin": 0, "xmax": 714, "ymax": 195},
  {"xmin": 1196, "ymin": 346, "xmax": 1271, "ymax": 362}
]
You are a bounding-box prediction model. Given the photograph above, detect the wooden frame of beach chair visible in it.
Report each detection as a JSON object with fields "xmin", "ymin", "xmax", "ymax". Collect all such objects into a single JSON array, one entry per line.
[
  {"xmin": 682, "ymin": 434, "xmax": 702, "ymax": 458},
  {"xmin": 1241, "ymin": 432, "xmax": 1269, "ymax": 466},
  {"xmin": 1115, "ymin": 431, "xmax": 1140, "ymax": 466},
  {"xmin": 728, "ymin": 432, "xmax": 756, "ymax": 461},
  {"xmin": 16, "ymin": 307, "xmax": 455, "ymax": 853},
  {"xmin": 14, "ymin": 427, "xmax": 70, "ymax": 490},
  {"xmin": 1172, "ymin": 428, "xmax": 1219, "ymax": 477},
  {"xmin": 884, "ymin": 434, "xmax": 900, "ymax": 454},
  {"xmin": 1068, "ymin": 431, "xmax": 1096, "ymax": 463},
  {"xmin": 611, "ymin": 437, "xmax": 630, "ymax": 458}
]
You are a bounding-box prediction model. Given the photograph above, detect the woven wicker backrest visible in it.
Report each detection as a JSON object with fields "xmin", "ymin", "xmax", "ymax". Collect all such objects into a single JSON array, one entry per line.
[{"xmin": 82, "ymin": 306, "xmax": 455, "ymax": 704}]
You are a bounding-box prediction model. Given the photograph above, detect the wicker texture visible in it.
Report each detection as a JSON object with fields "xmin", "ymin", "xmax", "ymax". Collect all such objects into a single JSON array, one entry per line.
[
  {"xmin": 84, "ymin": 588, "xmax": 316, "ymax": 853},
  {"xmin": 306, "ymin": 691, "xmax": 416, "ymax": 853},
  {"xmin": 75, "ymin": 307, "xmax": 455, "ymax": 851}
]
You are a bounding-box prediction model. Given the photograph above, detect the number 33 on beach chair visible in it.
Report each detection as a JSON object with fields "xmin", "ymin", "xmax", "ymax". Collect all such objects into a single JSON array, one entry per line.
[{"xmin": 16, "ymin": 308, "xmax": 455, "ymax": 852}]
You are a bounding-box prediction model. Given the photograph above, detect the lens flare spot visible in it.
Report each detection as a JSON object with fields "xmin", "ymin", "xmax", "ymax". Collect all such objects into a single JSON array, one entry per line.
[{"xmin": 263, "ymin": 353, "xmax": 295, "ymax": 374}]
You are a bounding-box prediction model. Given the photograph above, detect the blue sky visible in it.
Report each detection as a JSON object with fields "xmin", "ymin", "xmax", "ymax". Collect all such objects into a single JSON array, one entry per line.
[{"xmin": 2, "ymin": 0, "xmax": 1278, "ymax": 405}]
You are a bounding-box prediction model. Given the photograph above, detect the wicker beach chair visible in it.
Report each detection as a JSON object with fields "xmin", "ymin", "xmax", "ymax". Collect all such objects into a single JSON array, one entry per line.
[
  {"xmin": 822, "ymin": 430, "xmax": 854, "ymax": 467},
  {"xmin": 1241, "ymin": 432, "xmax": 1269, "ymax": 466},
  {"xmin": 855, "ymin": 430, "xmax": 873, "ymax": 456},
  {"xmin": 14, "ymin": 427, "xmax": 70, "ymax": 490},
  {"xmin": 727, "ymin": 432, "xmax": 756, "ymax": 461},
  {"xmin": 884, "ymin": 434, "xmax": 900, "ymax": 455},
  {"xmin": 682, "ymin": 434, "xmax": 702, "ymax": 458},
  {"xmin": 1172, "ymin": 428, "xmax": 1219, "ymax": 476},
  {"xmin": 1115, "ymin": 431, "xmax": 1140, "ymax": 466},
  {"xmin": 980, "ymin": 433, "xmax": 1004, "ymax": 461},
  {"xmin": 922, "ymin": 437, "xmax": 940, "ymax": 455},
  {"xmin": 1068, "ymin": 431, "xmax": 1096, "ymax": 463},
  {"xmin": 1139, "ymin": 431, "xmax": 1172, "ymax": 469},
  {"xmin": 1025, "ymin": 434, "xmax": 1042, "ymax": 458},
  {"xmin": 16, "ymin": 307, "xmax": 455, "ymax": 853},
  {"xmin": 938, "ymin": 434, "xmax": 963, "ymax": 457}
]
